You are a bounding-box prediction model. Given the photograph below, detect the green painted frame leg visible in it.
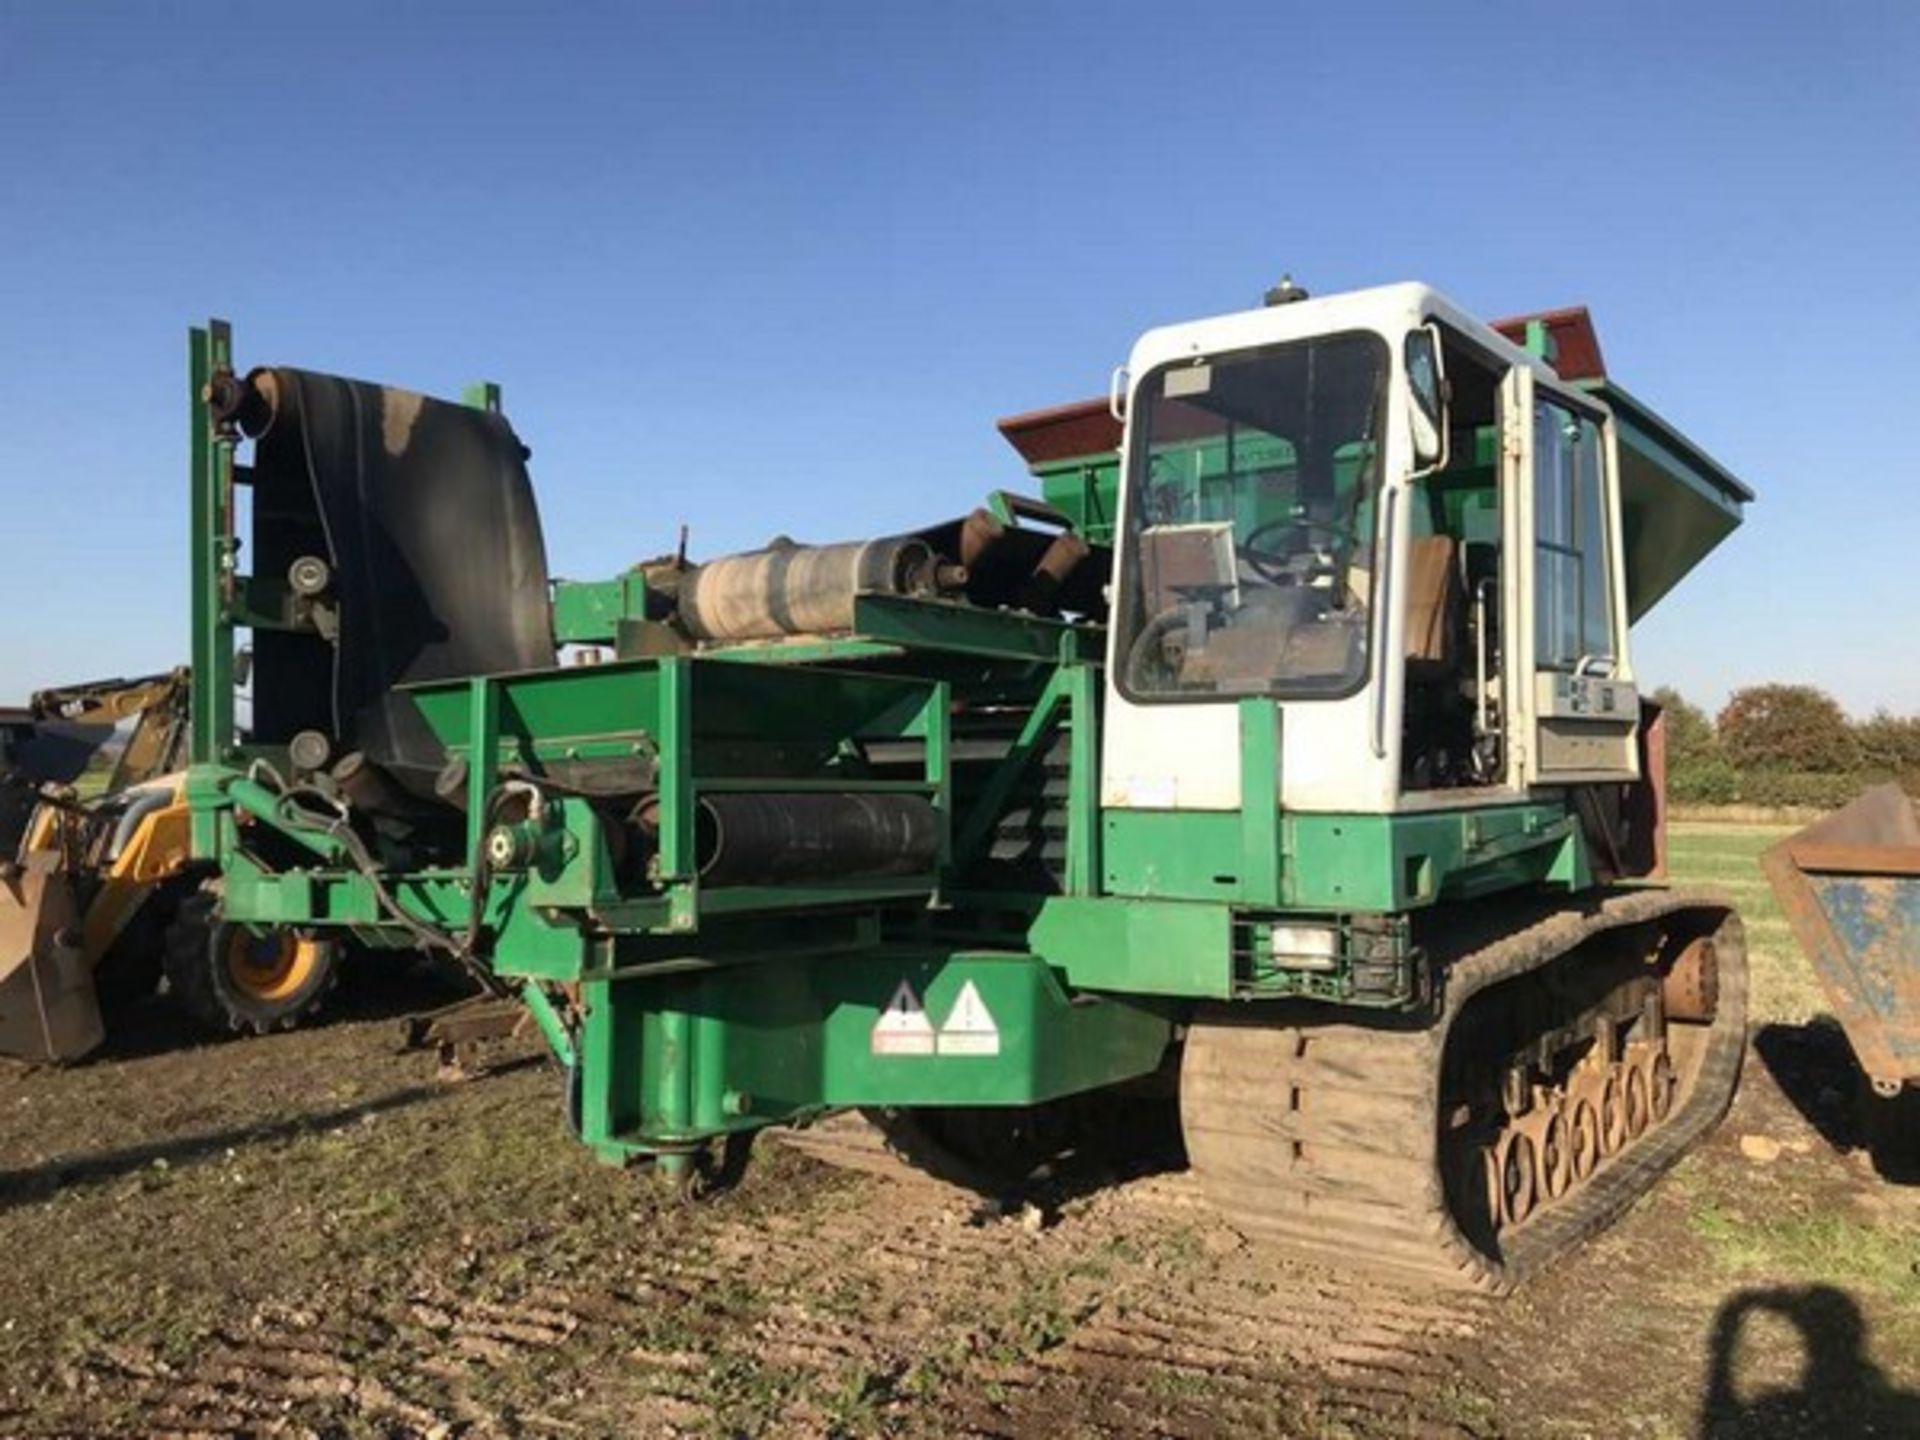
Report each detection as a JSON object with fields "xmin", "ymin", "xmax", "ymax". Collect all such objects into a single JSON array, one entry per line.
[
  {"xmin": 576, "ymin": 979, "xmax": 626, "ymax": 1164},
  {"xmin": 521, "ymin": 984, "xmax": 576, "ymax": 1071}
]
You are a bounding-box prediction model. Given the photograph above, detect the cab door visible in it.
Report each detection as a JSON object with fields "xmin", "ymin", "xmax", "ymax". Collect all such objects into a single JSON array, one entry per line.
[{"xmin": 1511, "ymin": 371, "xmax": 1640, "ymax": 784}]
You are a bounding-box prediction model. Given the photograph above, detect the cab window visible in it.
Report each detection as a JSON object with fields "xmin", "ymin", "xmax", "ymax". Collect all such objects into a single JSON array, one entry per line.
[{"xmin": 1116, "ymin": 332, "xmax": 1389, "ymax": 700}]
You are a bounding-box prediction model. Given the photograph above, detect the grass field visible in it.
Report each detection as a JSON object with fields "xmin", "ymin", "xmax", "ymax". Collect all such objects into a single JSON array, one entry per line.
[{"xmin": 1665, "ymin": 820, "xmax": 1825, "ymax": 1024}]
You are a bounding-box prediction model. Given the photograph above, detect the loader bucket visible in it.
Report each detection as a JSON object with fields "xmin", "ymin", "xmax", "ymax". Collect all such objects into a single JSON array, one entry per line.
[
  {"xmin": 0, "ymin": 851, "xmax": 102, "ymax": 1062},
  {"xmin": 1761, "ymin": 784, "xmax": 1920, "ymax": 1091}
]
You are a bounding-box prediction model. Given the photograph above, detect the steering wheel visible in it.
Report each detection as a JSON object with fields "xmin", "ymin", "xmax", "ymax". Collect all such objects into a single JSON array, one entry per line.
[{"xmin": 1239, "ymin": 515, "xmax": 1353, "ymax": 584}]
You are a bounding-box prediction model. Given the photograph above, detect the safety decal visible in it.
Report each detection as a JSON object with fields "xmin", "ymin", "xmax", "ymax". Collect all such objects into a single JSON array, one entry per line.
[
  {"xmin": 870, "ymin": 979, "xmax": 936, "ymax": 1055},
  {"xmin": 935, "ymin": 979, "xmax": 1001, "ymax": 1057}
]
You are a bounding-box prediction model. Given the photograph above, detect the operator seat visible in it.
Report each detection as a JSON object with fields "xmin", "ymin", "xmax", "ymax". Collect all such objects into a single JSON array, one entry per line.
[{"xmin": 1403, "ymin": 534, "xmax": 1461, "ymax": 674}]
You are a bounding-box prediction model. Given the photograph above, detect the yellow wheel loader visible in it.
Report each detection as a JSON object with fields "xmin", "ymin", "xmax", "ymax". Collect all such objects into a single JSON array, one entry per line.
[{"xmin": 0, "ymin": 670, "xmax": 339, "ymax": 1061}]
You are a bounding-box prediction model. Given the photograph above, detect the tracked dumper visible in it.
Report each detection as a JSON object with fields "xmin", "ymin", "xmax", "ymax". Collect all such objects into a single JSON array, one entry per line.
[{"xmin": 184, "ymin": 283, "xmax": 1752, "ymax": 1290}]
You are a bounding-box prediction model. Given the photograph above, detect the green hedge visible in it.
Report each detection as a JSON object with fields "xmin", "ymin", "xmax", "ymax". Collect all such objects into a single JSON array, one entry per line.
[{"xmin": 1668, "ymin": 759, "xmax": 1917, "ymax": 810}]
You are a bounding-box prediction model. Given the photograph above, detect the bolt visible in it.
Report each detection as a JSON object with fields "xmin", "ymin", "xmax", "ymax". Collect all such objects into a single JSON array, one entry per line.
[{"xmin": 485, "ymin": 827, "xmax": 521, "ymax": 868}]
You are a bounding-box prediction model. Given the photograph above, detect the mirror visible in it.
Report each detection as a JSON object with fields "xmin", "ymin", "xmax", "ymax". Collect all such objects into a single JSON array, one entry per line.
[{"xmin": 1405, "ymin": 324, "xmax": 1447, "ymax": 473}]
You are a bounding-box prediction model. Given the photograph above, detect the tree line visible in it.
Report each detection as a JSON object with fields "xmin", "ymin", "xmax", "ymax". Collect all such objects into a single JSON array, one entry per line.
[{"xmin": 1653, "ymin": 683, "xmax": 1920, "ymax": 809}]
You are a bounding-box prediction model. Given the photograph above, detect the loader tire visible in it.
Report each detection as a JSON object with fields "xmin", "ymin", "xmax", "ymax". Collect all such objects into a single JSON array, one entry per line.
[{"xmin": 164, "ymin": 888, "xmax": 339, "ymax": 1037}]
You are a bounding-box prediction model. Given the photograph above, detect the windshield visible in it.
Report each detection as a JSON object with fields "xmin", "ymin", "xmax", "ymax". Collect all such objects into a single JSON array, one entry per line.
[{"xmin": 1115, "ymin": 331, "xmax": 1390, "ymax": 701}]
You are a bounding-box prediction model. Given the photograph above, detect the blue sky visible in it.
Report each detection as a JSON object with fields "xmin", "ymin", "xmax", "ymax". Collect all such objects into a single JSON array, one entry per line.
[{"xmin": 2, "ymin": 2, "xmax": 1915, "ymax": 715}]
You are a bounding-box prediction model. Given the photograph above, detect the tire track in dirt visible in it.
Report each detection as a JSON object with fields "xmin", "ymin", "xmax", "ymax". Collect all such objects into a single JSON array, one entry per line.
[
  {"xmin": 719, "ymin": 1153, "xmax": 1504, "ymax": 1437},
  {"xmin": 45, "ymin": 1269, "xmax": 739, "ymax": 1437},
  {"xmin": 32, "ymin": 1137, "xmax": 1501, "ymax": 1438},
  {"xmin": 37, "ymin": 1170, "xmax": 970, "ymax": 1438},
  {"xmin": 953, "ymin": 1282, "xmax": 1495, "ymax": 1435},
  {"xmin": 1063, "ymin": 1181, "xmax": 1494, "ymax": 1436}
]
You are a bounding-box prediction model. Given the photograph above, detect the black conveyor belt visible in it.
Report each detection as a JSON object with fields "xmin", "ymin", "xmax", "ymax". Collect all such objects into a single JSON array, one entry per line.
[{"xmin": 250, "ymin": 369, "xmax": 552, "ymax": 787}]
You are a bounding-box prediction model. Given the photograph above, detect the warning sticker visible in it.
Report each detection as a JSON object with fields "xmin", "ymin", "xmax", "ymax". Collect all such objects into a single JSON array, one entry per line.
[
  {"xmin": 936, "ymin": 980, "xmax": 1001, "ymax": 1057},
  {"xmin": 871, "ymin": 980, "xmax": 936, "ymax": 1056}
]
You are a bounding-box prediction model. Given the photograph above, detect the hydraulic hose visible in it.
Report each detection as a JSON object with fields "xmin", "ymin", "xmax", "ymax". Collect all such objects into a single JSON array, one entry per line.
[{"xmin": 227, "ymin": 766, "xmax": 584, "ymax": 1067}]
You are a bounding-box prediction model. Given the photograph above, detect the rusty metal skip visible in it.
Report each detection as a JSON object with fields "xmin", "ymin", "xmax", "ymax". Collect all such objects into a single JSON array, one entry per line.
[{"xmin": 1762, "ymin": 783, "xmax": 1920, "ymax": 1097}]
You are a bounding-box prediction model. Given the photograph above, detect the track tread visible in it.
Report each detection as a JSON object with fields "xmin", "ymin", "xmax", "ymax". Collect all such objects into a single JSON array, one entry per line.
[{"xmin": 1181, "ymin": 887, "xmax": 1749, "ymax": 1292}]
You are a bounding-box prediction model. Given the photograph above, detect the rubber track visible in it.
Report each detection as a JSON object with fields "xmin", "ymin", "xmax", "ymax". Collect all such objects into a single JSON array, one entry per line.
[{"xmin": 1180, "ymin": 886, "xmax": 1749, "ymax": 1293}]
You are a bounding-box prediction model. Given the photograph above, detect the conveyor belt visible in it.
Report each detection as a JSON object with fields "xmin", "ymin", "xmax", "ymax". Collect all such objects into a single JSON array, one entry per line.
[{"xmin": 249, "ymin": 367, "xmax": 552, "ymax": 787}]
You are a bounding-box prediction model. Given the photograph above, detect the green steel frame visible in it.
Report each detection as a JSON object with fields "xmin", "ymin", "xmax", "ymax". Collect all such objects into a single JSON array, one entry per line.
[
  {"xmin": 186, "ymin": 318, "xmax": 1609, "ymax": 1170},
  {"xmin": 187, "ymin": 324, "xmax": 234, "ymax": 858}
]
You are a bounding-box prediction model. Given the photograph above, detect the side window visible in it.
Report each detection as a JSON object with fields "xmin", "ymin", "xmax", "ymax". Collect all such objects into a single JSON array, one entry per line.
[{"xmin": 1532, "ymin": 401, "xmax": 1614, "ymax": 670}]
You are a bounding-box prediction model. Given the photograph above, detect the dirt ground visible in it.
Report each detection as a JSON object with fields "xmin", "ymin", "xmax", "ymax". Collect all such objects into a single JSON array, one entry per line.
[{"xmin": 1, "ymin": 832, "xmax": 1917, "ymax": 1439}]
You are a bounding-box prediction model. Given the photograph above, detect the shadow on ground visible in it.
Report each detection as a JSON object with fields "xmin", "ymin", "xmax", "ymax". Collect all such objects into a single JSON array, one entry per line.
[
  {"xmin": 0, "ymin": 1056, "xmax": 541, "ymax": 1212},
  {"xmin": 1754, "ymin": 1019, "xmax": 1919, "ymax": 1182},
  {"xmin": 1699, "ymin": 1284, "xmax": 1920, "ymax": 1438},
  {"xmin": 91, "ymin": 956, "xmax": 475, "ymax": 1063}
]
